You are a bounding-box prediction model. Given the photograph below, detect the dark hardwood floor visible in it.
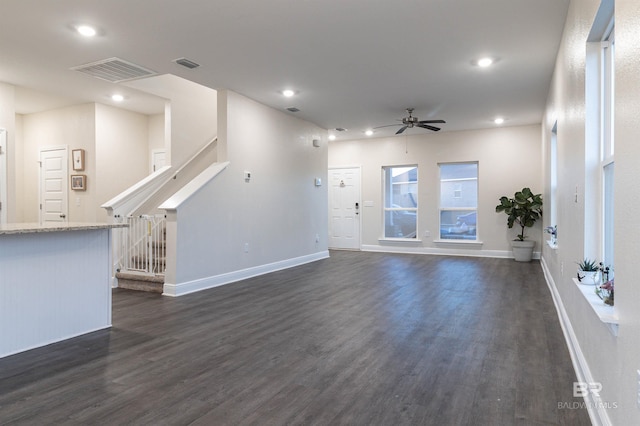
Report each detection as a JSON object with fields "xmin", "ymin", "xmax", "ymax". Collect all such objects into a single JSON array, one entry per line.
[{"xmin": 0, "ymin": 251, "xmax": 590, "ymax": 425}]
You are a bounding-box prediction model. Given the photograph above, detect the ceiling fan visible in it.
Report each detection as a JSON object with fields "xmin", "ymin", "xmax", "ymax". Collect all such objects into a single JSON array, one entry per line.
[{"xmin": 375, "ymin": 108, "xmax": 446, "ymax": 134}]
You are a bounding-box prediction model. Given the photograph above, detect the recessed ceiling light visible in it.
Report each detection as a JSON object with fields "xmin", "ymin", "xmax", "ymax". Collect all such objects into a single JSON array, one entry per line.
[
  {"xmin": 282, "ymin": 89, "xmax": 295, "ymax": 97},
  {"xmin": 365, "ymin": 129, "xmax": 374, "ymax": 136},
  {"xmin": 477, "ymin": 57, "xmax": 493, "ymax": 67},
  {"xmin": 111, "ymin": 94, "xmax": 124, "ymax": 102},
  {"xmin": 328, "ymin": 134, "xmax": 336, "ymax": 141},
  {"xmin": 77, "ymin": 25, "xmax": 97, "ymax": 37},
  {"xmin": 494, "ymin": 117, "xmax": 505, "ymax": 124}
]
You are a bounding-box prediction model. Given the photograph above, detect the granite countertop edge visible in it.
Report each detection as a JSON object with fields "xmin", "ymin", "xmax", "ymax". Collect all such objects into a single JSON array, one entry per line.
[{"xmin": 0, "ymin": 222, "xmax": 128, "ymax": 235}]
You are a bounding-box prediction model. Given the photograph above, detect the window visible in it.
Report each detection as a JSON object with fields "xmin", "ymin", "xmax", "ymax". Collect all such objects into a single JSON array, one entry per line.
[
  {"xmin": 550, "ymin": 122, "xmax": 558, "ymax": 228},
  {"xmin": 383, "ymin": 166, "xmax": 417, "ymax": 238},
  {"xmin": 585, "ymin": 9, "xmax": 614, "ymax": 271},
  {"xmin": 439, "ymin": 163, "xmax": 478, "ymax": 240},
  {"xmin": 601, "ymin": 25, "xmax": 615, "ymax": 268}
]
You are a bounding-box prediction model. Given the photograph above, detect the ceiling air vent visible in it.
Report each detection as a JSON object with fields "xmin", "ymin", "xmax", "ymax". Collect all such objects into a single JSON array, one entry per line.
[
  {"xmin": 174, "ymin": 58, "xmax": 200, "ymax": 69},
  {"xmin": 335, "ymin": 127, "xmax": 347, "ymax": 132},
  {"xmin": 70, "ymin": 57, "xmax": 157, "ymax": 83},
  {"xmin": 286, "ymin": 107, "xmax": 300, "ymax": 112}
]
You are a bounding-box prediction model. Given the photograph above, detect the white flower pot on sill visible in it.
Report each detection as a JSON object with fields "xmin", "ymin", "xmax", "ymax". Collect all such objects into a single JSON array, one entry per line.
[
  {"xmin": 511, "ymin": 240, "xmax": 535, "ymax": 262},
  {"xmin": 578, "ymin": 270, "xmax": 600, "ymax": 285}
]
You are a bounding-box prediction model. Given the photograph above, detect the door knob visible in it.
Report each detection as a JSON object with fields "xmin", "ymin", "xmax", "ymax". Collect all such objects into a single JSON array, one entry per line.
[{"xmin": 60, "ymin": 214, "xmax": 66, "ymax": 218}]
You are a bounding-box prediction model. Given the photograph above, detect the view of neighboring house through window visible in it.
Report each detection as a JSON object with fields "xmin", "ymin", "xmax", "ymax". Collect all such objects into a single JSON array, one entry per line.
[
  {"xmin": 383, "ymin": 166, "xmax": 417, "ymax": 238},
  {"xmin": 439, "ymin": 162, "xmax": 478, "ymax": 240},
  {"xmin": 601, "ymin": 24, "xmax": 615, "ymax": 269}
]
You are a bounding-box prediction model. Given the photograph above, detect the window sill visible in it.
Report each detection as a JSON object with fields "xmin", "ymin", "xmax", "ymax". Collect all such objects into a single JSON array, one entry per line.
[
  {"xmin": 378, "ymin": 238, "xmax": 422, "ymax": 245},
  {"xmin": 572, "ymin": 278, "xmax": 618, "ymax": 336},
  {"xmin": 433, "ymin": 239, "xmax": 483, "ymax": 248}
]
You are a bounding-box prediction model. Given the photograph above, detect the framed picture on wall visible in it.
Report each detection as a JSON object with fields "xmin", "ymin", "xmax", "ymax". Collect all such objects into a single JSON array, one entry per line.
[
  {"xmin": 71, "ymin": 174, "xmax": 86, "ymax": 191},
  {"xmin": 72, "ymin": 149, "xmax": 85, "ymax": 171}
]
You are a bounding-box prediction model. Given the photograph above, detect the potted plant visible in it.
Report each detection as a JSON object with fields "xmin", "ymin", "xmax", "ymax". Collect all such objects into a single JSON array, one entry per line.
[
  {"xmin": 495, "ymin": 187, "xmax": 543, "ymax": 262},
  {"xmin": 576, "ymin": 258, "xmax": 599, "ymax": 285},
  {"xmin": 595, "ymin": 264, "xmax": 614, "ymax": 305}
]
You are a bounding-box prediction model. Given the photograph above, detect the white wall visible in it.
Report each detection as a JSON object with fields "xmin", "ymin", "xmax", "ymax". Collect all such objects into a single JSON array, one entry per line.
[
  {"xmin": 21, "ymin": 104, "xmax": 96, "ymax": 223},
  {"xmin": 542, "ymin": 0, "xmax": 640, "ymax": 423},
  {"xmin": 0, "ymin": 83, "xmax": 18, "ymax": 222},
  {"xmin": 18, "ymin": 102, "xmax": 149, "ymax": 223},
  {"xmin": 125, "ymin": 74, "xmax": 217, "ymax": 167},
  {"xmin": 164, "ymin": 90, "xmax": 328, "ymax": 294},
  {"xmin": 148, "ymin": 113, "xmax": 165, "ymax": 172},
  {"xmin": 328, "ymin": 125, "xmax": 543, "ymax": 256},
  {"xmin": 95, "ymin": 104, "xmax": 149, "ymax": 222}
]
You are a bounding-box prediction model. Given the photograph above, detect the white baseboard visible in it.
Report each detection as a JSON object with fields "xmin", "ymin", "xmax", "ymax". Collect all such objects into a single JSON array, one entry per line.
[
  {"xmin": 361, "ymin": 244, "xmax": 540, "ymax": 260},
  {"xmin": 163, "ymin": 250, "xmax": 330, "ymax": 297},
  {"xmin": 540, "ymin": 256, "xmax": 611, "ymax": 426}
]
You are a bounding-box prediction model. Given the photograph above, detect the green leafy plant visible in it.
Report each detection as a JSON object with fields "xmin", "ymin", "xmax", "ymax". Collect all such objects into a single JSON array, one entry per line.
[
  {"xmin": 577, "ymin": 258, "xmax": 599, "ymax": 271},
  {"xmin": 495, "ymin": 187, "xmax": 543, "ymax": 241}
]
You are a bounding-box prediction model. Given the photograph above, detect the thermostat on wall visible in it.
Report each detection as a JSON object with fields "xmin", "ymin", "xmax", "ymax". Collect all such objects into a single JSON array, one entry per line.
[{"xmin": 314, "ymin": 177, "xmax": 322, "ymax": 186}]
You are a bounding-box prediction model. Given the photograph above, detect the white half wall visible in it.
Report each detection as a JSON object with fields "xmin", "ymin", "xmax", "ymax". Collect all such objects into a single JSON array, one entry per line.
[{"xmin": 164, "ymin": 90, "xmax": 328, "ymax": 293}]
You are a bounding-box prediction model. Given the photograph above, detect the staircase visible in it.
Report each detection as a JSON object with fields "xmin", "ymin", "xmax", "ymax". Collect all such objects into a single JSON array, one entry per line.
[{"xmin": 115, "ymin": 215, "xmax": 166, "ymax": 293}]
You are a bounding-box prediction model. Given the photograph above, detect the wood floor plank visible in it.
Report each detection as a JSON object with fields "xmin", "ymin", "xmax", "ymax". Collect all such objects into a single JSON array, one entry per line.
[{"xmin": 0, "ymin": 251, "xmax": 590, "ymax": 425}]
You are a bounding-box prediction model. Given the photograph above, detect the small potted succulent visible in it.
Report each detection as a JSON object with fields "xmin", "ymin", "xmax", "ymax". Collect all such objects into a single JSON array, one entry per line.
[
  {"xmin": 495, "ymin": 187, "xmax": 543, "ymax": 262},
  {"xmin": 576, "ymin": 258, "xmax": 600, "ymax": 285}
]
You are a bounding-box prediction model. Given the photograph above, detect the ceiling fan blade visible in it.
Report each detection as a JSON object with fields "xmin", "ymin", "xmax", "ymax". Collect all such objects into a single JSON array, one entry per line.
[
  {"xmin": 418, "ymin": 119, "xmax": 446, "ymax": 124},
  {"xmin": 373, "ymin": 124, "xmax": 402, "ymax": 129},
  {"xmin": 396, "ymin": 126, "xmax": 408, "ymax": 134},
  {"xmin": 417, "ymin": 124, "xmax": 441, "ymax": 131}
]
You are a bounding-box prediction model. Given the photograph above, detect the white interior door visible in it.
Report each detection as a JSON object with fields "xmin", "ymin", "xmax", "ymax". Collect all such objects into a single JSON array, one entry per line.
[
  {"xmin": 40, "ymin": 146, "xmax": 68, "ymax": 223},
  {"xmin": 329, "ymin": 167, "xmax": 361, "ymax": 250},
  {"xmin": 151, "ymin": 149, "xmax": 166, "ymax": 173},
  {"xmin": 0, "ymin": 129, "xmax": 7, "ymax": 224}
]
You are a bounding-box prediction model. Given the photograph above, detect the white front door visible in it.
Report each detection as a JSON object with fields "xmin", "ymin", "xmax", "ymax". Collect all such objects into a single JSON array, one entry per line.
[
  {"xmin": 40, "ymin": 147, "xmax": 68, "ymax": 223},
  {"xmin": 329, "ymin": 167, "xmax": 361, "ymax": 250},
  {"xmin": 151, "ymin": 149, "xmax": 166, "ymax": 173},
  {"xmin": 0, "ymin": 129, "xmax": 7, "ymax": 224}
]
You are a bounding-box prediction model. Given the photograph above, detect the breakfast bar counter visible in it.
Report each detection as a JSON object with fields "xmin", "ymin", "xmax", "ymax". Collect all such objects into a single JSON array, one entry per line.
[{"xmin": 0, "ymin": 222, "xmax": 126, "ymax": 358}]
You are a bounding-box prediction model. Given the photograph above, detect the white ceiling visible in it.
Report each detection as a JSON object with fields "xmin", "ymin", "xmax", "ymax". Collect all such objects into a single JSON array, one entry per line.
[{"xmin": 2, "ymin": 0, "xmax": 569, "ymax": 140}]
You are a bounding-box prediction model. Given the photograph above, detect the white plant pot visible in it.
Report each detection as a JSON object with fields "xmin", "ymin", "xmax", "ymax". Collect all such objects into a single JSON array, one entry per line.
[
  {"xmin": 578, "ymin": 270, "xmax": 600, "ymax": 285},
  {"xmin": 511, "ymin": 240, "xmax": 535, "ymax": 262}
]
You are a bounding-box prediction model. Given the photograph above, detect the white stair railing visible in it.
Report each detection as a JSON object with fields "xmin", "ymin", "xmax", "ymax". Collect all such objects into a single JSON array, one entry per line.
[{"xmin": 118, "ymin": 214, "xmax": 166, "ymax": 275}]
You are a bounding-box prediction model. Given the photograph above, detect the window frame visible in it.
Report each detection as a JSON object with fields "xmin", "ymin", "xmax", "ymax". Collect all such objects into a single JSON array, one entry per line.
[
  {"xmin": 438, "ymin": 162, "xmax": 479, "ymax": 241},
  {"xmin": 600, "ymin": 23, "xmax": 615, "ymax": 269},
  {"xmin": 382, "ymin": 165, "xmax": 418, "ymax": 240}
]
